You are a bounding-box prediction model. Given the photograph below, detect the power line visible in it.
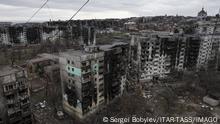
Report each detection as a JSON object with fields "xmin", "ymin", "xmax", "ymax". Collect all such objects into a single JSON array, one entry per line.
[
  {"xmin": 50, "ymin": 0, "xmax": 90, "ymax": 39},
  {"xmin": 26, "ymin": 0, "xmax": 49, "ymax": 24},
  {"xmin": 68, "ymin": 0, "xmax": 90, "ymax": 22}
]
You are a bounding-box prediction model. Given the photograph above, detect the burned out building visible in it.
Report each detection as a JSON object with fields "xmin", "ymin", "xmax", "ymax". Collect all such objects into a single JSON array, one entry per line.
[
  {"xmin": 0, "ymin": 28, "xmax": 10, "ymax": 45},
  {"xmin": 183, "ymin": 36, "xmax": 201, "ymax": 69},
  {"xmin": 175, "ymin": 35, "xmax": 201, "ymax": 71},
  {"xmin": 99, "ymin": 42, "xmax": 129, "ymax": 103},
  {"xmin": 129, "ymin": 32, "xmax": 201, "ymax": 81},
  {"xmin": 59, "ymin": 40, "xmax": 129, "ymax": 119},
  {"xmin": 129, "ymin": 33, "xmax": 178, "ymax": 81},
  {"xmin": 0, "ymin": 66, "xmax": 31, "ymax": 124},
  {"xmin": 197, "ymin": 20, "xmax": 220, "ymax": 71},
  {"xmin": 59, "ymin": 46, "xmax": 105, "ymax": 119}
]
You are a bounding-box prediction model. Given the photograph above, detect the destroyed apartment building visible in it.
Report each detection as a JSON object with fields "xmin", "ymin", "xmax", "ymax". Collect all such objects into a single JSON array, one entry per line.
[
  {"xmin": 129, "ymin": 32, "xmax": 201, "ymax": 81},
  {"xmin": 59, "ymin": 40, "xmax": 129, "ymax": 119},
  {"xmin": 59, "ymin": 45, "xmax": 105, "ymax": 119},
  {"xmin": 0, "ymin": 66, "xmax": 31, "ymax": 124},
  {"xmin": 99, "ymin": 42, "xmax": 129, "ymax": 103},
  {"xmin": 196, "ymin": 19, "xmax": 220, "ymax": 71}
]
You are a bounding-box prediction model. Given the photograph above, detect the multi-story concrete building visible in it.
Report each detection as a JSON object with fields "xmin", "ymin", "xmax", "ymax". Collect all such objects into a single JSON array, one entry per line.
[
  {"xmin": 175, "ymin": 35, "xmax": 201, "ymax": 71},
  {"xmin": 0, "ymin": 28, "xmax": 11, "ymax": 45},
  {"xmin": 59, "ymin": 41, "xmax": 129, "ymax": 119},
  {"xmin": 59, "ymin": 46, "xmax": 105, "ymax": 119},
  {"xmin": 0, "ymin": 66, "xmax": 31, "ymax": 124},
  {"xmin": 129, "ymin": 33, "xmax": 178, "ymax": 81},
  {"xmin": 19, "ymin": 28, "xmax": 27, "ymax": 44},
  {"xmin": 197, "ymin": 19, "xmax": 220, "ymax": 71},
  {"xmin": 0, "ymin": 22, "xmax": 12, "ymax": 45},
  {"xmin": 184, "ymin": 36, "xmax": 201, "ymax": 69},
  {"xmin": 41, "ymin": 26, "xmax": 63, "ymax": 42},
  {"xmin": 129, "ymin": 32, "xmax": 201, "ymax": 81},
  {"xmin": 99, "ymin": 42, "xmax": 129, "ymax": 103}
]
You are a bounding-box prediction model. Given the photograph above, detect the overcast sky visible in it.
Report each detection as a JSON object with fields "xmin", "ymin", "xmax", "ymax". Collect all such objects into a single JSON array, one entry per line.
[{"xmin": 0, "ymin": 0, "xmax": 219, "ymax": 22}]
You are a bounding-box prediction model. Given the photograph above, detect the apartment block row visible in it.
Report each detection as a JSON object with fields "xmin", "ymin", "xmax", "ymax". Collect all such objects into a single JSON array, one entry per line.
[{"xmin": 0, "ymin": 24, "xmax": 64, "ymax": 45}]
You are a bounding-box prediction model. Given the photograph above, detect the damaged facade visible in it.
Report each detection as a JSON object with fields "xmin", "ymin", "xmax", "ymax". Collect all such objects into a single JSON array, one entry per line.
[
  {"xmin": 59, "ymin": 41, "xmax": 129, "ymax": 119},
  {"xmin": 99, "ymin": 42, "xmax": 129, "ymax": 103},
  {"xmin": 59, "ymin": 46, "xmax": 105, "ymax": 118},
  {"xmin": 197, "ymin": 20, "xmax": 220, "ymax": 71},
  {"xmin": 129, "ymin": 32, "xmax": 201, "ymax": 81},
  {"xmin": 0, "ymin": 66, "xmax": 31, "ymax": 124}
]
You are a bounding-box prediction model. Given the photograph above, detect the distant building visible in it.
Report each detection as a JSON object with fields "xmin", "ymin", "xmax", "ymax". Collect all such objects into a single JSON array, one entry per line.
[
  {"xmin": 41, "ymin": 26, "xmax": 63, "ymax": 42},
  {"xmin": 0, "ymin": 28, "xmax": 11, "ymax": 45},
  {"xmin": 129, "ymin": 32, "xmax": 201, "ymax": 81},
  {"xmin": 0, "ymin": 66, "xmax": 31, "ymax": 124},
  {"xmin": 19, "ymin": 28, "xmax": 27, "ymax": 44},
  {"xmin": 196, "ymin": 19, "xmax": 220, "ymax": 71},
  {"xmin": 183, "ymin": 36, "xmax": 201, "ymax": 69},
  {"xmin": 124, "ymin": 21, "xmax": 138, "ymax": 31},
  {"xmin": 197, "ymin": 8, "xmax": 207, "ymax": 20}
]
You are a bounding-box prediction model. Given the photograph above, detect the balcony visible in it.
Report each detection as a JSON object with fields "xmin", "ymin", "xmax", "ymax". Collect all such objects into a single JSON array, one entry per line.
[
  {"xmin": 22, "ymin": 110, "xmax": 31, "ymax": 117},
  {"xmin": 20, "ymin": 99, "xmax": 30, "ymax": 107},
  {"xmin": 4, "ymin": 89, "xmax": 17, "ymax": 96},
  {"xmin": 8, "ymin": 107, "xmax": 21, "ymax": 115},
  {"xmin": 18, "ymin": 84, "xmax": 28, "ymax": 90},
  {"xmin": 82, "ymin": 91, "xmax": 91, "ymax": 97},
  {"xmin": 19, "ymin": 94, "xmax": 29, "ymax": 100},
  {"xmin": 9, "ymin": 117, "xmax": 22, "ymax": 124},
  {"xmin": 81, "ymin": 69, "xmax": 91, "ymax": 75},
  {"xmin": 82, "ymin": 74, "xmax": 91, "ymax": 83},
  {"xmin": 81, "ymin": 61, "xmax": 90, "ymax": 67},
  {"xmin": 15, "ymin": 71, "xmax": 25, "ymax": 79},
  {"xmin": 7, "ymin": 99, "xmax": 17, "ymax": 105}
]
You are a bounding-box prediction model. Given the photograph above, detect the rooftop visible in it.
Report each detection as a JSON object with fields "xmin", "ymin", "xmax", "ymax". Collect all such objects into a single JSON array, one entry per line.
[
  {"xmin": 61, "ymin": 49, "xmax": 91, "ymax": 57},
  {"xmin": 198, "ymin": 8, "xmax": 207, "ymax": 16},
  {"xmin": 99, "ymin": 42, "xmax": 128, "ymax": 51}
]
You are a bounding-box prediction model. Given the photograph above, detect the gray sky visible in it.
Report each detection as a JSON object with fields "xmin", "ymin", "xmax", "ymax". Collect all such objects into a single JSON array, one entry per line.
[{"xmin": 0, "ymin": 0, "xmax": 219, "ymax": 22}]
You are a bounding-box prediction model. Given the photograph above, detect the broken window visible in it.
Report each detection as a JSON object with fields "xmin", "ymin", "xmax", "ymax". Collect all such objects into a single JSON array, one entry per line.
[
  {"xmin": 67, "ymin": 59, "xmax": 70, "ymax": 64},
  {"xmin": 6, "ymin": 94, "xmax": 14, "ymax": 100},
  {"xmin": 65, "ymin": 86, "xmax": 77, "ymax": 107},
  {"xmin": 23, "ymin": 107, "xmax": 30, "ymax": 113},
  {"xmin": 202, "ymin": 27, "xmax": 207, "ymax": 33},
  {"xmin": 8, "ymin": 104, "xmax": 14, "ymax": 109}
]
